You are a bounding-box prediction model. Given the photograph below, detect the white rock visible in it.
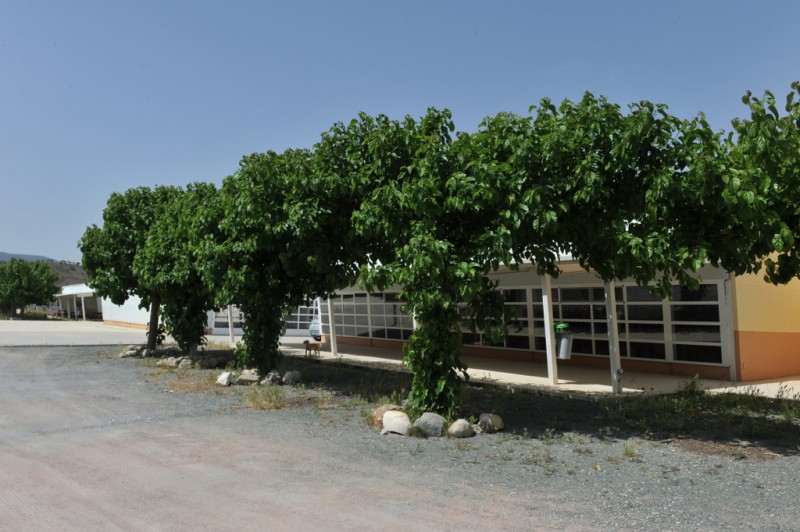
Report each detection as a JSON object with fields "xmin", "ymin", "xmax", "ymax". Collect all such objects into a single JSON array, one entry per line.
[
  {"xmin": 448, "ymin": 419, "xmax": 476, "ymax": 438},
  {"xmin": 236, "ymin": 372, "xmax": 260, "ymax": 385},
  {"xmin": 478, "ymin": 413, "xmax": 504, "ymax": 433},
  {"xmin": 178, "ymin": 357, "xmax": 194, "ymax": 369},
  {"xmin": 261, "ymin": 371, "xmax": 282, "ymax": 386},
  {"xmin": 371, "ymin": 404, "xmax": 403, "ymax": 428},
  {"xmin": 216, "ymin": 371, "xmax": 233, "ymax": 386},
  {"xmin": 414, "ymin": 412, "xmax": 446, "ymax": 437},
  {"xmin": 381, "ymin": 411, "xmax": 412, "ymax": 436}
]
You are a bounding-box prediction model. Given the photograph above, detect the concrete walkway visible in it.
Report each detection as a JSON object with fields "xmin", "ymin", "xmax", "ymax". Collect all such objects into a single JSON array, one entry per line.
[
  {"xmin": 3, "ymin": 320, "xmax": 799, "ymax": 400},
  {"xmin": 278, "ymin": 337, "xmax": 800, "ymax": 400}
]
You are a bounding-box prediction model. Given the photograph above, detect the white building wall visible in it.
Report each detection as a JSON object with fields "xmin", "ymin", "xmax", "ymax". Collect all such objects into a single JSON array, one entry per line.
[{"xmin": 102, "ymin": 295, "xmax": 150, "ymax": 327}]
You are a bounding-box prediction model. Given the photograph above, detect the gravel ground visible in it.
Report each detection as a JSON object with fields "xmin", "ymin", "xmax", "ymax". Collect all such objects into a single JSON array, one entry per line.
[{"xmin": 1, "ymin": 345, "xmax": 798, "ymax": 531}]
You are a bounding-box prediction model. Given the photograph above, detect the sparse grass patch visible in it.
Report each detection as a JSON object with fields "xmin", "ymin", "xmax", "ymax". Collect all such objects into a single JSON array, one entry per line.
[
  {"xmin": 622, "ymin": 441, "xmax": 642, "ymax": 462},
  {"xmin": 538, "ymin": 428, "xmax": 557, "ymax": 445},
  {"xmin": 408, "ymin": 425, "xmax": 428, "ymax": 438},
  {"xmin": 244, "ymin": 385, "xmax": 287, "ymax": 410},
  {"xmin": 167, "ymin": 371, "xmax": 230, "ymax": 394},
  {"xmin": 314, "ymin": 391, "xmax": 337, "ymax": 411},
  {"xmin": 601, "ymin": 376, "xmax": 800, "ymax": 444}
]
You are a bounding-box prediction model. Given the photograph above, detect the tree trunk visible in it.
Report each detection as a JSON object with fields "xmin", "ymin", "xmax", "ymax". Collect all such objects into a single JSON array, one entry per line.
[{"xmin": 146, "ymin": 294, "xmax": 161, "ymax": 352}]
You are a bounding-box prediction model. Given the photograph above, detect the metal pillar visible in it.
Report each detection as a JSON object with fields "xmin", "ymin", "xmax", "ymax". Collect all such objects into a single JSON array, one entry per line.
[
  {"xmin": 540, "ymin": 274, "xmax": 559, "ymax": 384},
  {"xmin": 604, "ymin": 281, "xmax": 623, "ymax": 394},
  {"xmin": 227, "ymin": 305, "xmax": 235, "ymax": 346},
  {"xmin": 326, "ymin": 297, "xmax": 338, "ymax": 356}
]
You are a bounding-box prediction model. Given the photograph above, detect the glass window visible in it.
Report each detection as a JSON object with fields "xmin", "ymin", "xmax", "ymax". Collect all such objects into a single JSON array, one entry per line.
[
  {"xmin": 561, "ymin": 304, "xmax": 591, "ymax": 320},
  {"xmin": 534, "ymin": 336, "xmax": 547, "ymax": 351},
  {"xmin": 594, "ymin": 340, "xmax": 610, "ymax": 355},
  {"xmin": 561, "ymin": 288, "xmax": 591, "ymax": 302},
  {"xmin": 627, "ymin": 305, "xmax": 664, "ymax": 321},
  {"xmin": 532, "ymin": 306, "xmax": 560, "ymax": 319},
  {"xmin": 672, "ymin": 325, "xmax": 721, "ymax": 343},
  {"xmin": 671, "ymin": 284, "xmax": 718, "ymax": 302},
  {"xmin": 674, "ymin": 344, "xmax": 722, "ymax": 363},
  {"xmin": 532, "ymin": 288, "xmax": 559, "ymax": 301},
  {"xmin": 506, "ymin": 336, "xmax": 530, "ymax": 349},
  {"xmin": 627, "ymin": 323, "xmax": 664, "ymax": 341},
  {"xmin": 505, "ymin": 305, "xmax": 528, "ymax": 319},
  {"xmin": 628, "ymin": 342, "xmax": 665, "ymax": 359},
  {"xmin": 626, "ymin": 286, "xmax": 662, "ymax": 302},
  {"xmin": 386, "ymin": 328, "xmax": 403, "ymax": 339},
  {"xmin": 572, "ymin": 338, "xmax": 593, "ymax": 354},
  {"xmin": 503, "ymin": 289, "xmax": 527, "ymax": 303},
  {"xmin": 671, "ymin": 305, "xmax": 719, "ymax": 322},
  {"xmin": 561, "ymin": 322, "xmax": 591, "ymax": 335}
]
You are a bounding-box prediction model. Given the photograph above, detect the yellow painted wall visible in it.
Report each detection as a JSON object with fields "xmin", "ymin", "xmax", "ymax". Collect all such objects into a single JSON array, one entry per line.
[
  {"xmin": 732, "ymin": 272, "xmax": 800, "ymax": 332},
  {"xmin": 733, "ymin": 272, "xmax": 800, "ymax": 381}
]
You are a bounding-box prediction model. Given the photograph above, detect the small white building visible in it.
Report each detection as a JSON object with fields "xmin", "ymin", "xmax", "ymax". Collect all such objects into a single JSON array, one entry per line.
[{"xmin": 54, "ymin": 284, "xmax": 102, "ymax": 320}]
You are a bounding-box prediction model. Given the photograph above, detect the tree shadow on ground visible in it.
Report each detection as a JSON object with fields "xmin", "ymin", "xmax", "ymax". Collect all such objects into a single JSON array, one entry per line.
[{"xmin": 286, "ymin": 354, "xmax": 800, "ymax": 458}]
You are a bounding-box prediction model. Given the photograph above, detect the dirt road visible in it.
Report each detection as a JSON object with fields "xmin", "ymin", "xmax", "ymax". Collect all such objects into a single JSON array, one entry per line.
[
  {"xmin": 2, "ymin": 345, "xmax": 799, "ymax": 531},
  {"xmin": 0, "ymin": 347, "xmax": 577, "ymax": 531}
]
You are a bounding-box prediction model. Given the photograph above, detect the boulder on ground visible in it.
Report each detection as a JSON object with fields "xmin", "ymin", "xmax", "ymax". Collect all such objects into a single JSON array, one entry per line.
[
  {"xmin": 235, "ymin": 370, "xmax": 260, "ymax": 385},
  {"xmin": 381, "ymin": 411, "xmax": 412, "ymax": 436},
  {"xmin": 371, "ymin": 404, "xmax": 403, "ymax": 428},
  {"xmin": 448, "ymin": 419, "xmax": 476, "ymax": 438},
  {"xmin": 120, "ymin": 345, "xmax": 144, "ymax": 358},
  {"xmin": 478, "ymin": 413, "xmax": 504, "ymax": 433},
  {"xmin": 282, "ymin": 370, "xmax": 302, "ymax": 385},
  {"xmin": 178, "ymin": 357, "xmax": 194, "ymax": 369},
  {"xmin": 414, "ymin": 412, "xmax": 446, "ymax": 438},
  {"xmin": 261, "ymin": 371, "xmax": 282, "ymax": 386},
  {"xmin": 216, "ymin": 371, "xmax": 234, "ymax": 386}
]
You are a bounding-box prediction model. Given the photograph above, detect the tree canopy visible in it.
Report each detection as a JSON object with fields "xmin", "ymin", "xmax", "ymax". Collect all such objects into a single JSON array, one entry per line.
[
  {"xmin": 79, "ymin": 185, "xmax": 181, "ymax": 350},
  {"xmin": 0, "ymin": 259, "xmax": 60, "ymax": 316},
  {"xmin": 79, "ymin": 84, "xmax": 800, "ymax": 415}
]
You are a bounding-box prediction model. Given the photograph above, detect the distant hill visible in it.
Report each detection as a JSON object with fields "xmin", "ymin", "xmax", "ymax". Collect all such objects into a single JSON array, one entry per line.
[
  {"xmin": 0, "ymin": 251, "xmax": 53, "ymax": 262},
  {"xmin": 0, "ymin": 252, "xmax": 87, "ymax": 287}
]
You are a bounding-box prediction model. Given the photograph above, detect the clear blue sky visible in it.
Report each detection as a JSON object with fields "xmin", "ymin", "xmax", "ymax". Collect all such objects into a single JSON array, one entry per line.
[{"xmin": 1, "ymin": 0, "xmax": 797, "ymax": 262}]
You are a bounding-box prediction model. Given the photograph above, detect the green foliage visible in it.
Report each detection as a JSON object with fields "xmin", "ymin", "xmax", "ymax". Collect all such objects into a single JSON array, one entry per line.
[
  {"xmin": 78, "ymin": 83, "xmax": 800, "ymax": 418},
  {"xmin": 134, "ymin": 183, "xmax": 221, "ymax": 353},
  {"xmin": 0, "ymin": 259, "xmax": 60, "ymax": 316},
  {"xmin": 79, "ymin": 186, "xmax": 181, "ymax": 350}
]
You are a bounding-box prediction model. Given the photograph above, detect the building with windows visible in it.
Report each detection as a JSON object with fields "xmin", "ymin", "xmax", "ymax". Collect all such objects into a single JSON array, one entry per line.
[
  {"xmin": 73, "ymin": 257, "xmax": 800, "ymax": 384},
  {"xmin": 317, "ymin": 261, "xmax": 800, "ymax": 383}
]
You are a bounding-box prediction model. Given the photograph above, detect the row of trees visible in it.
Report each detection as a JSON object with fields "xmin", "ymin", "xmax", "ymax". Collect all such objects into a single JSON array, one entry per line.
[
  {"xmin": 80, "ymin": 84, "xmax": 800, "ymax": 416},
  {"xmin": 0, "ymin": 259, "xmax": 60, "ymax": 317}
]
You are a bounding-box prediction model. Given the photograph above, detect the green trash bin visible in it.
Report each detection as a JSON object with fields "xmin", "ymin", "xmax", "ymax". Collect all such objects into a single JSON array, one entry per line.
[{"xmin": 555, "ymin": 322, "xmax": 573, "ymax": 360}]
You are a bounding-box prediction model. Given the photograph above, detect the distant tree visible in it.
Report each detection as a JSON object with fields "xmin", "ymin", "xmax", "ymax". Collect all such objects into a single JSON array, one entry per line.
[
  {"xmin": 0, "ymin": 259, "xmax": 60, "ymax": 317},
  {"xmin": 78, "ymin": 186, "xmax": 180, "ymax": 351}
]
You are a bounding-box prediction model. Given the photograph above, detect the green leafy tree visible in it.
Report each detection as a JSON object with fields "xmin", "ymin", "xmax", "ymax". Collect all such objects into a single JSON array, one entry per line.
[
  {"xmin": 79, "ymin": 186, "xmax": 180, "ymax": 351},
  {"xmin": 0, "ymin": 259, "xmax": 60, "ymax": 317},
  {"xmin": 134, "ymin": 183, "xmax": 222, "ymax": 354},
  {"xmin": 724, "ymin": 82, "xmax": 800, "ymax": 284},
  {"xmin": 203, "ymin": 148, "xmax": 365, "ymax": 372},
  {"xmin": 336, "ymin": 109, "xmax": 525, "ymax": 417}
]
